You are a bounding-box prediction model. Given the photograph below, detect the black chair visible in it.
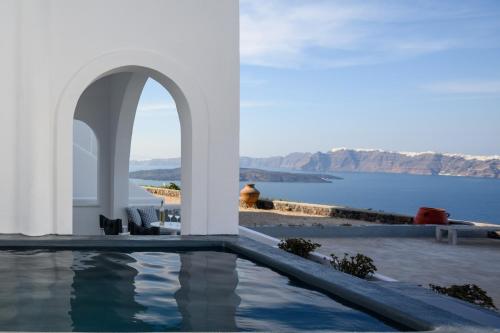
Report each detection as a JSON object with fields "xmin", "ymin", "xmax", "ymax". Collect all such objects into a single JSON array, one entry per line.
[{"xmin": 99, "ymin": 215, "xmax": 123, "ymax": 235}]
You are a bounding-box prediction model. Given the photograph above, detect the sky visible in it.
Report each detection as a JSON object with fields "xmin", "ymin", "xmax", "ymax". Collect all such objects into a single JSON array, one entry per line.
[{"xmin": 130, "ymin": 0, "xmax": 500, "ymax": 160}]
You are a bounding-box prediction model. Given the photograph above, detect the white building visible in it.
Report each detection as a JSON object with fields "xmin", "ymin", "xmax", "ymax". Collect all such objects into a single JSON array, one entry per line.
[{"xmin": 0, "ymin": 0, "xmax": 240, "ymax": 236}]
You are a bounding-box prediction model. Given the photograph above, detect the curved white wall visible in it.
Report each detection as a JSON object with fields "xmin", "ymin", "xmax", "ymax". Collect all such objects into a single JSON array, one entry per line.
[
  {"xmin": 73, "ymin": 120, "xmax": 98, "ymax": 205},
  {"xmin": 0, "ymin": 0, "xmax": 239, "ymax": 236}
]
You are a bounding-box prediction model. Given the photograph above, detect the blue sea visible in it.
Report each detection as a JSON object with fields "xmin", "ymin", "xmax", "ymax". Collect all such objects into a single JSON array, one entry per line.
[{"xmin": 131, "ymin": 172, "xmax": 500, "ymax": 224}]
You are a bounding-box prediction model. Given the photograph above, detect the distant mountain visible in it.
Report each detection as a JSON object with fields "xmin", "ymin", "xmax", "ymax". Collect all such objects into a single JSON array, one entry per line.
[
  {"xmin": 130, "ymin": 148, "xmax": 500, "ymax": 179},
  {"xmin": 130, "ymin": 168, "xmax": 340, "ymax": 183},
  {"xmin": 130, "ymin": 158, "xmax": 181, "ymax": 171},
  {"xmin": 241, "ymin": 149, "xmax": 500, "ymax": 179},
  {"xmin": 130, "ymin": 168, "xmax": 181, "ymax": 181}
]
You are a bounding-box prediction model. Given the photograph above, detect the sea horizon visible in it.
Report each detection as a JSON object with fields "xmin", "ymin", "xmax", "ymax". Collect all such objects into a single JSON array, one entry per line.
[{"xmin": 131, "ymin": 170, "xmax": 500, "ymax": 225}]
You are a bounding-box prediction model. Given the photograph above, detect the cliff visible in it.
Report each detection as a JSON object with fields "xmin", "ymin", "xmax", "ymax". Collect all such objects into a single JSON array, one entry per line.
[
  {"xmin": 240, "ymin": 149, "xmax": 500, "ymax": 179},
  {"xmin": 130, "ymin": 149, "xmax": 500, "ymax": 179}
]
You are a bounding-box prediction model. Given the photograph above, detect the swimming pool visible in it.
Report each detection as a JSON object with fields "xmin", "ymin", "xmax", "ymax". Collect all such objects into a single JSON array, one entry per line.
[{"xmin": 0, "ymin": 248, "xmax": 402, "ymax": 332}]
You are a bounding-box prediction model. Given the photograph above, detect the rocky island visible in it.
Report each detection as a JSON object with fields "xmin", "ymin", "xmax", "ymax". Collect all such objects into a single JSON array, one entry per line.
[{"xmin": 130, "ymin": 168, "xmax": 341, "ymax": 183}]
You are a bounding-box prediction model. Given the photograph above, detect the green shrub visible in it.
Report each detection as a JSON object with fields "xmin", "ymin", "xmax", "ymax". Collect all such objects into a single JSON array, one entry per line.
[
  {"xmin": 278, "ymin": 238, "xmax": 321, "ymax": 258},
  {"xmin": 429, "ymin": 284, "xmax": 496, "ymax": 310},
  {"xmin": 330, "ymin": 253, "xmax": 377, "ymax": 279},
  {"xmin": 161, "ymin": 182, "xmax": 180, "ymax": 191}
]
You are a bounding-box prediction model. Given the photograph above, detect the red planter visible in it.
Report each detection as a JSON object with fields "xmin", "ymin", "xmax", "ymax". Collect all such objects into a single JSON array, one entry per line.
[{"xmin": 414, "ymin": 207, "xmax": 449, "ymax": 225}]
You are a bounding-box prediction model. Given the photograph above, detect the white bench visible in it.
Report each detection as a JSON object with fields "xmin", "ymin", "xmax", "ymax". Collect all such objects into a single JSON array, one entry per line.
[{"xmin": 435, "ymin": 224, "xmax": 500, "ymax": 245}]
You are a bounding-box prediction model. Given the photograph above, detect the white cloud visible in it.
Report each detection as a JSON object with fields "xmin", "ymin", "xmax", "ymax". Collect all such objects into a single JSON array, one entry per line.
[
  {"xmin": 137, "ymin": 102, "xmax": 177, "ymax": 112},
  {"xmin": 240, "ymin": 0, "xmax": 499, "ymax": 69},
  {"xmin": 240, "ymin": 0, "xmax": 373, "ymax": 68},
  {"xmin": 423, "ymin": 80, "xmax": 500, "ymax": 94}
]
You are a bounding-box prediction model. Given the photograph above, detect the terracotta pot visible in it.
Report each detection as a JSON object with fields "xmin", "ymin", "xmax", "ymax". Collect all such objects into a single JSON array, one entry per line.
[
  {"xmin": 414, "ymin": 207, "xmax": 450, "ymax": 225},
  {"xmin": 240, "ymin": 184, "xmax": 260, "ymax": 207}
]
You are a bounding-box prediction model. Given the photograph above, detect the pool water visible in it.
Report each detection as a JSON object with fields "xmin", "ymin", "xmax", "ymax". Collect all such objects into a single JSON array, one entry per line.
[{"xmin": 0, "ymin": 249, "xmax": 399, "ymax": 332}]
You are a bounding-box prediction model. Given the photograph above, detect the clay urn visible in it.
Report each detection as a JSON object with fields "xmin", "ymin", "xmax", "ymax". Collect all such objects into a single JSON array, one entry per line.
[
  {"xmin": 414, "ymin": 207, "xmax": 450, "ymax": 225},
  {"xmin": 240, "ymin": 184, "xmax": 260, "ymax": 207}
]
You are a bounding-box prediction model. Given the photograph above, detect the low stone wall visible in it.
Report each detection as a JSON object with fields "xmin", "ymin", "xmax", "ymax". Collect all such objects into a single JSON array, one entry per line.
[
  {"xmin": 271, "ymin": 201, "xmax": 333, "ymax": 217},
  {"xmin": 144, "ymin": 186, "xmax": 181, "ymax": 199},
  {"xmin": 146, "ymin": 185, "xmax": 408, "ymax": 223},
  {"xmin": 252, "ymin": 225, "xmax": 436, "ymax": 238},
  {"xmin": 254, "ymin": 199, "xmax": 414, "ymax": 224}
]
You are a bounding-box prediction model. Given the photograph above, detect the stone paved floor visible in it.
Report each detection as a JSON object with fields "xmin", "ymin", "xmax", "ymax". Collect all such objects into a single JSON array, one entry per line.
[
  {"xmin": 310, "ymin": 237, "xmax": 500, "ymax": 307},
  {"xmin": 239, "ymin": 209, "xmax": 375, "ymax": 227}
]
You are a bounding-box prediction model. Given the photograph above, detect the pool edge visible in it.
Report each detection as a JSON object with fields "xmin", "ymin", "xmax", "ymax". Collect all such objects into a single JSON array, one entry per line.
[{"xmin": 0, "ymin": 234, "xmax": 499, "ymax": 332}]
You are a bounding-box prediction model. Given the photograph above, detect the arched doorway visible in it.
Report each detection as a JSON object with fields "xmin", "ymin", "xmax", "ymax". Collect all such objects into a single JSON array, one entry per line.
[
  {"xmin": 56, "ymin": 52, "xmax": 217, "ymax": 235},
  {"xmin": 70, "ymin": 68, "xmax": 205, "ymax": 235}
]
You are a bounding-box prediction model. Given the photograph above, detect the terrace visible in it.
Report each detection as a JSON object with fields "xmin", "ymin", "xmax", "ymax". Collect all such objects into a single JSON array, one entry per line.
[
  {"xmin": 311, "ymin": 236, "xmax": 500, "ymax": 305},
  {"xmin": 240, "ymin": 201, "xmax": 500, "ymax": 306},
  {"xmin": 1, "ymin": 1, "xmax": 499, "ymax": 332}
]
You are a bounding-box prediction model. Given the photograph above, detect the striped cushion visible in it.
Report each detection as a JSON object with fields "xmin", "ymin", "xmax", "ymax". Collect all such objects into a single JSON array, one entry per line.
[
  {"xmin": 138, "ymin": 207, "xmax": 159, "ymax": 228},
  {"xmin": 126, "ymin": 208, "xmax": 142, "ymax": 227}
]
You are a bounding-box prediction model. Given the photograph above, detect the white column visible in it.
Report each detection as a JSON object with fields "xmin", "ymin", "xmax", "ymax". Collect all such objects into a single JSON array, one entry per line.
[
  {"xmin": 16, "ymin": 0, "xmax": 54, "ymax": 235},
  {"xmin": 112, "ymin": 73, "xmax": 148, "ymax": 222},
  {"xmin": 151, "ymin": 70, "xmax": 210, "ymax": 235},
  {"xmin": 0, "ymin": 1, "xmax": 20, "ymax": 233}
]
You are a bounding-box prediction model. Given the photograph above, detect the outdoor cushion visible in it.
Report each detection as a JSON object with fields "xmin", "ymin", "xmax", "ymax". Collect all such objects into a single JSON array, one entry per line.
[
  {"xmin": 126, "ymin": 207, "xmax": 142, "ymax": 227},
  {"xmin": 138, "ymin": 206, "xmax": 159, "ymax": 228}
]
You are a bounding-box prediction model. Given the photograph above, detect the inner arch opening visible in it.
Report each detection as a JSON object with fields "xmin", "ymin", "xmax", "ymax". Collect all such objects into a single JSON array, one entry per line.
[
  {"xmin": 129, "ymin": 78, "xmax": 182, "ymax": 226},
  {"xmin": 72, "ymin": 69, "xmax": 187, "ymax": 235}
]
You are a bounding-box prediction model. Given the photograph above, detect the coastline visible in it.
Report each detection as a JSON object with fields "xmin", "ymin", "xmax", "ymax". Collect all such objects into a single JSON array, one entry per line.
[{"xmin": 132, "ymin": 171, "xmax": 500, "ymax": 225}]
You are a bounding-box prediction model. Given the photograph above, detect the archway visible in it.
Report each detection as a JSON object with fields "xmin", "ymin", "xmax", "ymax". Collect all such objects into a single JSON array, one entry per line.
[
  {"xmin": 71, "ymin": 69, "xmax": 202, "ymax": 235},
  {"xmin": 56, "ymin": 52, "xmax": 212, "ymax": 235}
]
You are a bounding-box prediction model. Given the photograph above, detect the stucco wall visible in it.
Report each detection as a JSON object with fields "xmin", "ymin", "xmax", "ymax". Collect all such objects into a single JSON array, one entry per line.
[{"xmin": 0, "ymin": 0, "xmax": 239, "ymax": 236}]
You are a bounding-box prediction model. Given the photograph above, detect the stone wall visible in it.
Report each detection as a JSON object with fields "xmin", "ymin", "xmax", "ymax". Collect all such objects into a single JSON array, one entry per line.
[
  {"xmin": 147, "ymin": 185, "xmax": 415, "ymax": 224},
  {"xmin": 253, "ymin": 199, "xmax": 414, "ymax": 224},
  {"xmin": 144, "ymin": 186, "xmax": 181, "ymax": 199},
  {"xmin": 252, "ymin": 225, "xmax": 436, "ymax": 238}
]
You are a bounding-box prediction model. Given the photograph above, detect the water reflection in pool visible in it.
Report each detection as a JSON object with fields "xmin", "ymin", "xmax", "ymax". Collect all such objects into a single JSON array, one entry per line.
[{"xmin": 0, "ymin": 249, "xmax": 400, "ymax": 332}]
